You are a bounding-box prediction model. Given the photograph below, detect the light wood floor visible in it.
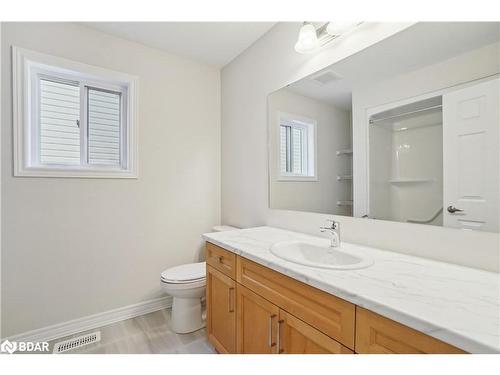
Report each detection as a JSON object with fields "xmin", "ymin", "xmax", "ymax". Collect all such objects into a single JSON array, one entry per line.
[{"xmin": 47, "ymin": 308, "xmax": 215, "ymax": 354}]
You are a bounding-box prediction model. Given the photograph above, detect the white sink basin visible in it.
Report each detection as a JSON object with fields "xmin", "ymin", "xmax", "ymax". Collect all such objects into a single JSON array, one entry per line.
[{"xmin": 270, "ymin": 241, "xmax": 373, "ymax": 270}]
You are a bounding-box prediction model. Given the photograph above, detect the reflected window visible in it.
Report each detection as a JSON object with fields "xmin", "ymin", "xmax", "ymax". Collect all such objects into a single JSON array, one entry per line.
[{"xmin": 279, "ymin": 113, "xmax": 316, "ymax": 179}]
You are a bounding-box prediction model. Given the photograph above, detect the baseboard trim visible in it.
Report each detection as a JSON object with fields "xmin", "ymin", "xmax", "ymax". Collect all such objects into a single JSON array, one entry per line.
[{"xmin": 4, "ymin": 296, "xmax": 173, "ymax": 343}]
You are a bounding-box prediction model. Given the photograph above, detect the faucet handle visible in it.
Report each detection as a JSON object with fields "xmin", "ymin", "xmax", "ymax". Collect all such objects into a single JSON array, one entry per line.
[{"xmin": 325, "ymin": 219, "xmax": 339, "ymax": 229}]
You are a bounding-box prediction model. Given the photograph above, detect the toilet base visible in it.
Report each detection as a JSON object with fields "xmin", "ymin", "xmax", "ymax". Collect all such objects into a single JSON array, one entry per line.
[{"xmin": 171, "ymin": 296, "xmax": 205, "ymax": 334}]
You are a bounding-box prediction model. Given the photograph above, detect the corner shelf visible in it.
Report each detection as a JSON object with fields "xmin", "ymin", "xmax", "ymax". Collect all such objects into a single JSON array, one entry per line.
[
  {"xmin": 337, "ymin": 175, "xmax": 353, "ymax": 181},
  {"xmin": 336, "ymin": 149, "xmax": 353, "ymax": 156},
  {"xmin": 337, "ymin": 200, "xmax": 353, "ymax": 207},
  {"xmin": 389, "ymin": 178, "xmax": 434, "ymax": 185}
]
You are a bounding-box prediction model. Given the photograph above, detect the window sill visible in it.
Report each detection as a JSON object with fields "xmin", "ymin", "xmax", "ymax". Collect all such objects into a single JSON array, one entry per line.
[
  {"xmin": 14, "ymin": 165, "xmax": 138, "ymax": 179},
  {"xmin": 277, "ymin": 176, "xmax": 318, "ymax": 182}
]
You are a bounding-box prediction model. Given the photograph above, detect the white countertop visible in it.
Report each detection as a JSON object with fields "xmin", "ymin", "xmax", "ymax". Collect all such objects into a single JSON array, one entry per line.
[{"xmin": 202, "ymin": 226, "xmax": 500, "ymax": 353}]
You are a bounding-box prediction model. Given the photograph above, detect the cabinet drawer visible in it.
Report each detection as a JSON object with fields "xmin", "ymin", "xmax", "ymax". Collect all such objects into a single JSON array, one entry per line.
[
  {"xmin": 237, "ymin": 256, "xmax": 355, "ymax": 349},
  {"xmin": 279, "ymin": 310, "xmax": 353, "ymax": 354},
  {"xmin": 206, "ymin": 242, "xmax": 236, "ymax": 279},
  {"xmin": 355, "ymin": 307, "xmax": 466, "ymax": 354}
]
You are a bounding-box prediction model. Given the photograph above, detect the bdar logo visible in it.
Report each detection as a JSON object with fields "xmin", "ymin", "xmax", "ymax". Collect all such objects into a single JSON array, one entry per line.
[{"xmin": 1, "ymin": 340, "xmax": 17, "ymax": 354}]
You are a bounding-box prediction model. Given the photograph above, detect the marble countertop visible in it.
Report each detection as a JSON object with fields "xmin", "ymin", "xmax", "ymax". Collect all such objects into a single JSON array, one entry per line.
[{"xmin": 202, "ymin": 226, "xmax": 500, "ymax": 353}]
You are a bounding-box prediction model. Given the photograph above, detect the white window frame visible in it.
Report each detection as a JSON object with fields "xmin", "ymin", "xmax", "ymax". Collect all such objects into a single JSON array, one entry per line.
[
  {"xmin": 277, "ymin": 112, "xmax": 317, "ymax": 181},
  {"xmin": 13, "ymin": 46, "xmax": 139, "ymax": 178}
]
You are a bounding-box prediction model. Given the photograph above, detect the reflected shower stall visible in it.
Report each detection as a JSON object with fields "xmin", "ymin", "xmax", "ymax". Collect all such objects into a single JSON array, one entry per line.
[{"xmin": 369, "ymin": 97, "xmax": 443, "ymax": 225}]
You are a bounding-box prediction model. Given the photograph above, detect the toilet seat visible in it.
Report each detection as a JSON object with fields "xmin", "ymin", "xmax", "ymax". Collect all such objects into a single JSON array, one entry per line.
[{"xmin": 161, "ymin": 261, "xmax": 206, "ymax": 284}]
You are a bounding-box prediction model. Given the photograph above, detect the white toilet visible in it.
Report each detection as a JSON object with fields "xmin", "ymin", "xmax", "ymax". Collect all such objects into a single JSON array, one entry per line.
[{"xmin": 161, "ymin": 225, "xmax": 237, "ymax": 333}]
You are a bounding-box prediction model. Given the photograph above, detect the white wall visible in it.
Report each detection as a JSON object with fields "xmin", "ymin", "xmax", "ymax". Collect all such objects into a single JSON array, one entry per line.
[
  {"xmin": 221, "ymin": 22, "xmax": 500, "ymax": 272},
  {"xmin": 0, "ymin": 22, "xmax": 3, "ymax": 340},
  {"xmin": 268, "ymin": 89, "xmax": 351, "ymax": 215},
  {"xmin": 1, "ymin": 23, "xmax": 221, "ymax": 337}
]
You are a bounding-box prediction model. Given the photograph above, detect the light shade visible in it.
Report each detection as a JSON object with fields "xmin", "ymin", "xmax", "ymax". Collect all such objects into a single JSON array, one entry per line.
[
  {"xmin": 326, "ymin": 21, "xmax": 359, "ymax": 36},
  {"xmin": 294, "ymin": 23, "xmax": 320, "ymax": 54}
]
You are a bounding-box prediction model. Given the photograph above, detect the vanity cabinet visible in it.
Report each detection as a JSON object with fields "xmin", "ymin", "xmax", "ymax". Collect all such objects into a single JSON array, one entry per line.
[
  {"xmin": 205, "ymin": 243, "xmax": 466, "ymax": 354},
  {"xmin": 237, "ymin": 255, "xmax": 355, "ymax": 349},
  {"xmin": 236, "ymin": 284, "xmax": 352, "ymax": 354}
]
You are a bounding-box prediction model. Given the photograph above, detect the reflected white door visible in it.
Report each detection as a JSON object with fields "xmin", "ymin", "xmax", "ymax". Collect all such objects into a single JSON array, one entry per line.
[{"xmin": 443, "ymin": 77, "xmax": 499, "ymax": 232}]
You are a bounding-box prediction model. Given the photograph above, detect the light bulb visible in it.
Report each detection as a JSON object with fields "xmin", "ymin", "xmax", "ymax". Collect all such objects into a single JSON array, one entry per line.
[
  {"xmin": 326, "ymin": 21, "xmax": 359, "ymax": 36},
  {"xmin": 294, "ymin": 23, "xmax": 320, "ymax": 54}
]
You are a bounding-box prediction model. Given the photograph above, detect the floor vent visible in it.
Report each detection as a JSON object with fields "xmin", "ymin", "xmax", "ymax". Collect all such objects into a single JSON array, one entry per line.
[{"xmin": 53, "ymin": 331, "xmax": 101, "ymax": 354}]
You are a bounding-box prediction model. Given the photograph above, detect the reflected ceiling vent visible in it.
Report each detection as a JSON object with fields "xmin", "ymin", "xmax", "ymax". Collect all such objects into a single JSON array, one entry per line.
[{"xmin": 310, "ymin": 70, "xmax": 342, "ymax": 86}]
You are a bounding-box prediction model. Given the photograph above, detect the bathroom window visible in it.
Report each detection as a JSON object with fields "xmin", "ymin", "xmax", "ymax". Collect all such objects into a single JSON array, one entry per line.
[
  {"xmin": 278, "ymin": 113, "xmax": 316, "ymax": 180},
  {"xmin": 13, "ymin": 47, "xmax": 138, "ymax": 178}
]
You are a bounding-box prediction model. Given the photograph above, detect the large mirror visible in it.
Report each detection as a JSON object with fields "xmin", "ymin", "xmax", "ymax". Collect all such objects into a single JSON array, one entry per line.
[{"xmin": 268, "ymin": 22, "xmax": 500, "ymax": 232}]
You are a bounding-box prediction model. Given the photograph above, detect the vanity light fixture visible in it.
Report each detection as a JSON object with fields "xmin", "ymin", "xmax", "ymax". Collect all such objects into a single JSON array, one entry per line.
[
  {"xmin": 294, "ymin": 22, "xmax": 320, "ymax": 54},
  {"xmin": 294, "ymin": 21, "xmax": 362, "ymax": 54},
  {"xmin": 326, "ymin": 21, "xmax": 360, "ymax": 36}
]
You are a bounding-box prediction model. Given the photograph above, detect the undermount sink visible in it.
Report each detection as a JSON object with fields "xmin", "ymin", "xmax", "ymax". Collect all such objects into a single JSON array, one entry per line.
[{"xmin": 270, "ymin": 241, "xmax": 373, "ymax": 270}]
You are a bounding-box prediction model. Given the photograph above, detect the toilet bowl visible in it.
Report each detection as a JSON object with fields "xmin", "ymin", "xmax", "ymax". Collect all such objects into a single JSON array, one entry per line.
[
  {"xmin": 160, "ymin": 225, "xmax": 237, "ymax": 333},
  {"xmin": 161, "ymin": 262, "xmax": 206, "ymax": 333}
]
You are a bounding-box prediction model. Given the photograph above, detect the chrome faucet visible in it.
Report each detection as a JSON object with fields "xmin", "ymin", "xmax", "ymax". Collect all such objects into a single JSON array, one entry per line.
[{"xmin": 320, "ymin": 219, "xmax": 341, "ymax": 247}]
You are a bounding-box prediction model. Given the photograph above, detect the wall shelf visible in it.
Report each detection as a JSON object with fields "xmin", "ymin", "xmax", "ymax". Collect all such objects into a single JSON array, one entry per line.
[
  {"xmin": 337, "ymin": 200, "xmax": 353, "ymax": 207},
  {"xmin": 336, "ymin": 149, "xmax": 353, "ymax": 156},
  {"xmin": 337, "ymin": 175, "xmax": 353, "ymax": 181},
  {"xmin": 389, "ymin": 178, "xmax": 434, "ymax": 185}
]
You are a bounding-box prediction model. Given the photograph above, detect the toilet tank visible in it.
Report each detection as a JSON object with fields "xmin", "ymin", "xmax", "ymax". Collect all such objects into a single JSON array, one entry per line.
[{"xmin": 212, "ymin": 225, "xmax": 238, "ymax": 232}]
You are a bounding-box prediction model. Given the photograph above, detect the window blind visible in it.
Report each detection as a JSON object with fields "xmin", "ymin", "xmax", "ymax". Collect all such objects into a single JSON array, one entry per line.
[
  {"xmin": 292, "ymin": 127, "xmax": 304, "ymax": 174},
  {"xmin": 280, "ymin": 125, "xmax": 289, "ymax": 173},
  {"xmin": 87, "ymin": 88, "xmax": 121, "ymax": 166},
  {"xmin": 39, "ymin": 79, "xmax": 81, "ymax": 165},
  {"xmin": 280, "ymin": 121, "xmax": 306, "ymax": 175}
]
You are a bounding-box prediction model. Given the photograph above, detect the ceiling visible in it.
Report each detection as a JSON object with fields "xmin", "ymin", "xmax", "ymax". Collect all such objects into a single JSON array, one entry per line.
[
  {"xmin": 83, "ymin": 22, "xmax": 276, "ymax": 67},
  {"xmin": 287, "ymin": 22, "xmax": 500, "ymax": 110}
]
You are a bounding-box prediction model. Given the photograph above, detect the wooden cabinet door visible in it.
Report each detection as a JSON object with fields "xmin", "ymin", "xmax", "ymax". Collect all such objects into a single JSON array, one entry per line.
[
  {"xmin": 236, "ymin": 284, "xmax": 280, "ymax": 354},
  {"xmin": 278, "ymin": 310, "xmax": 353, "ymax": 354},
  {"xmin": 206, "ymin": 265, "xmax": 236, "ymax": 353}
]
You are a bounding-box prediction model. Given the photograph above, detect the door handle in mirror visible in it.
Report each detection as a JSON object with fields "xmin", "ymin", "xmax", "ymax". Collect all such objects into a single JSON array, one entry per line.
[{"xmin": 447, "ymin": 206, "xmax": 464, "ymax": 214}]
